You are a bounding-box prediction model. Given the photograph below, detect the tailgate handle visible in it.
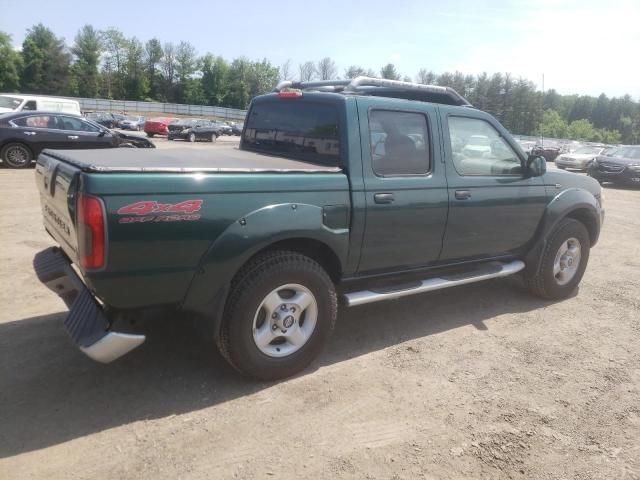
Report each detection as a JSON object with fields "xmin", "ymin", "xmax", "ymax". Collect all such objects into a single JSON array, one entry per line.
[
  {"xmin": 374, "ymin": 193, "xmax": 395, "ymax": 204},
  {"xmin": 455, "ymin": 190, "xmax": 471, "ymax": 200},
  {"xmin": 67, "ymin": 135, "xmax": 79, "ymax": 140},
  {"xmin": 23, "ymin": 131, "xmax": 36, "ymax": 136}
]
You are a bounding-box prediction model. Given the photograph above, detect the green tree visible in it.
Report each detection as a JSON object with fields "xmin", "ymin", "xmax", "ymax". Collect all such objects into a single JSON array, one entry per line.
[
  {"xmin": 144, "ymin": 38, "xmax": 163, "ymax": 99},
  {"xmin": 415, "ymin": 68, "xmax": 436, "ymax": 85},
  {"xmin": 174, "ymin": 41, "xmax": 197, "ymax": 103},
  {"xmin": 159, "ymin": 42, "xmax": 177, "ymax": 101},
  {"xmin": 21, "ymin": 24, "xmax": 71, "ymax": 94},
  {"xmin": 101, "ymin": 28, "xmax": 127, "ymax": 98},
  {"xmin": 227, "ymin": 58, "xmax": 252, "ymax": 108},
  {"xmin": 0, "ymin": 32, "xmax": 22, "ymax": 91},
  {"xmin": 70, "ymin": 25, "xmax": 102, "ymax": 97},
  {"xmin": 380, "ymin": 63, "xmax": 400, "ymax": 80},
  {"xmin": 567, "ymin": 119, "xmax": 595, "ymax": 140},
  {"xmin": 124, "ymin": 37, "xmax": 148, "ymax": 100},
  {"xmin": 247, "ymin": 59, "xmax": 279, "ymax": 98},
  {"xmin": 201, "ymin": 54, "xmax": 229, "ymax": 105}
]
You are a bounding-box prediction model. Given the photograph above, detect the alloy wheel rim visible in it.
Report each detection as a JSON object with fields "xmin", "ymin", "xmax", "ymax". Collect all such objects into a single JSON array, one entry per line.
[
  {"xmin": 553, "ymin": 237, "xmax": 581, "ymax": 286},
  {"xmin": 252, "ymin": 284, "xmax": 318, "ymax": 358},
  {"xmin": 6, "ymin": 146, "xmax": 28, "ymax": 166}
]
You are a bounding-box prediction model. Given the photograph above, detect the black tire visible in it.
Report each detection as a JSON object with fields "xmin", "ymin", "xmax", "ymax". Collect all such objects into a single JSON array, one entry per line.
[
  {"xmin": 524, "ymin": 218, "xmax": 590, "ymax": 300},
  {"xmin": 219, "ymin": 250, "xmax": 338, "ymax": 380},
  {"xmin": 210, "ymin": 132, "xmax": 217, "ymax": 143},
  {"xmin": 187, "ymin": 132, "xmax": 196, "ymax": 143},
  {"xmin": 146, "ymin": 133, "xmax": 154, "ymax": 138},
  {"xmin": 1, "ymin": 142, "xmax": 33, "ymax": 169}
]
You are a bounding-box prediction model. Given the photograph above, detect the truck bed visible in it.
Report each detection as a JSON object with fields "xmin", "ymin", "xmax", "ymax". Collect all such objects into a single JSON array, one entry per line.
[{"xmin": 41, "ymin": 145, "xmax": 342, "ymax": 174}]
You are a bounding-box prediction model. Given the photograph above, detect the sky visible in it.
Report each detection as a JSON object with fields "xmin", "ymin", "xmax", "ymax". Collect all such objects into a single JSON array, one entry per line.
[{"xmin": 1, "ymin": 0, "xmax": 638, "ymax": 99}]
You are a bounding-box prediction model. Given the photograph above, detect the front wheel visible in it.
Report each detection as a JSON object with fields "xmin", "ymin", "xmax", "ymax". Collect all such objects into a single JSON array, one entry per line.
[
  {"xmin": 524, "ymin": 218, "xmax": 590, "ymax": 300},
  {"xmin": 146, "ymin": 132, "xmax": 154, "ymax": 138},
  {"xmin": 1, "ymin": 143, "xmax": 33, "ymax": 169},
  {"xmin": 219, "ymin": 251, "xmax": 338, "ymax": 380}
]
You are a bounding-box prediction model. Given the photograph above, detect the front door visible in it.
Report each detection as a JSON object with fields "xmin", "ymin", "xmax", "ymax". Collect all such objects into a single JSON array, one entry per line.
[
  {"xmin": 356, "ymin": 97, "xmax": 449, "ymax": 274},
  {"xmin": 55, "ymin": 115, "xmax": 112, "ymax": 149},
  {"xmin": 438, "ymin": 109, "xmax": 548, "ymax": 261}
]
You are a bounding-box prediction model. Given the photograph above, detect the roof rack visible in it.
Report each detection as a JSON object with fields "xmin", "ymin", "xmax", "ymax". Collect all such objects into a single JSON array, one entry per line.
[{"xmin": 273, "ymin": 76, "xmax": 472, "ymax": 107}]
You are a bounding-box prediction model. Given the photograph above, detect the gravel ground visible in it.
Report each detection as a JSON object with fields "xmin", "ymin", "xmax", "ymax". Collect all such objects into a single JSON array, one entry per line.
[{"xmin": 0, "ymin": 139, "xmax": 639, "ymax": 479}]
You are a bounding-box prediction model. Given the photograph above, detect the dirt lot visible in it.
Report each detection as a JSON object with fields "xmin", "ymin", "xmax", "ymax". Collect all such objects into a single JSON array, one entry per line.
[{"xmin": 0, "ymin": 140, "xmax": 639, "ymax": 479}]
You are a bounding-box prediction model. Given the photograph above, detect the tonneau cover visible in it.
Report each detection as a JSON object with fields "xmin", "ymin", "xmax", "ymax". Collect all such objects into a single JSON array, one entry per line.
[{"xmin": 41, "ymin": 146, "xmax": 342, "ymax": 174}]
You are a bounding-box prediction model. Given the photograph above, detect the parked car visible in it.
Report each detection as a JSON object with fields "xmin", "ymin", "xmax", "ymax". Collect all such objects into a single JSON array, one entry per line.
[
  {"xmin": 554, "ymin": 145, "xmax": 607, "ymax": 171},
  {"xmin": 32, "ymin": 77, "xmax": 603, "ymax": 380},
  {"xmin": 119, "ymin": 116, "xmax": 146, "ymax": 131},
  {"xmin": 143, "ymin": 117, "xmax": 178, "ymax": 137},
  {"xmin": 112, "ymin": 113, "xmax": 127, "ymax": 128},
  {"xmin": 167, "ymin": 118, "xmax": 223, "ymax": 142},
  {"xmin": 0, "ymin": 111, "xmax": 154, "ymax": 168},
  {"xmin": 588, "ymin": 145, "xmax": 640, "ymax": 186},
  {"xmin": 0, "ymin": 94, "xmax": 81, "ymax": 114},
  {"xmin": 231, "ymin": 122, "xmax": 244, "ymax": 136},
  {"xmin": 531, "ymin": 145, "xmax": 561, "ymax": 162},
  {"xmin": 85, "ymin": 112, "xmax": 118, "ymax": 129},
  {"xmin": 215, "ymin": 122, "xmax": 233, "ymax": 135}
]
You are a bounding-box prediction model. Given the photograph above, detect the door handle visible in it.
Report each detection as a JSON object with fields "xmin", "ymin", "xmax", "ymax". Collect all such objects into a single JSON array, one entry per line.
[
  {"xmin": 23, "ymin": 131, "xmax": 36, "ymax": 136},
  {"xmin": 67, "ymin": 135, "xmax": 79, "ymax": 140},
  {"xmin": 455, "ymin": 190, "xmax": 471, "ymax": 200},
  {"xmin": 374, "ymin": 193, "xmax": 395, "ymax": 204}
]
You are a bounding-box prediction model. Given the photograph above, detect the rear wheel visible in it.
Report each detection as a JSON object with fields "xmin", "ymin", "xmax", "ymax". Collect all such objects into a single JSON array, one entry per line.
[
  {"xmin": 188, "ymin": 132, "xmax": 196, "ymax": 143},
  {"xmin": 210, "ymin": 133, "xmax": 217, "ymax": 143},
  {"xmin": 524, "ymin": 218, "xmax": 590, "ymax": 300},
  {"xmin": 1, "ymin": 143, "xmax": 33, "ymax": 169},
  {"xmin": 219, "ymin": 251, "xmax": 338, "ymax": 380},
  {"xmin": 146, "ymin": 133, "xmax": 154, "ymax": 138}
]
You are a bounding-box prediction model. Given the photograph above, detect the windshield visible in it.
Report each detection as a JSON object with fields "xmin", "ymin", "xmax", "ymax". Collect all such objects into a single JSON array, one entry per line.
[
  {"xmin": 242, "ymin": 100, "xmax": 341, "ymax": 166},
  {"xmin": 0, "ymin": 96, "xmax": 23, "ymax": 109},
  {"xmin": 574, "ymin": 146, "xmax": 603, "ymax": 155}
]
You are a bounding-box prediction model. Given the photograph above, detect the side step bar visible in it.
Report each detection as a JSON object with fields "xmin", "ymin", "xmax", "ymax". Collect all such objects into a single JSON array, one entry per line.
[
  {"xmin": 343, "ymin": 260, "xmax": 525, "ymax": 307},
  {"xmin": 34, "ymin": 247, "xmax": 145, "ymax": 363}
]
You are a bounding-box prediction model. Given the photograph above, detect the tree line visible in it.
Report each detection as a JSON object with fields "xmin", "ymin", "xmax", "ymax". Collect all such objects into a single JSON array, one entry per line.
[{"xmin": 1, "ymin": 24, "xmax": 639, "ymax": 144}]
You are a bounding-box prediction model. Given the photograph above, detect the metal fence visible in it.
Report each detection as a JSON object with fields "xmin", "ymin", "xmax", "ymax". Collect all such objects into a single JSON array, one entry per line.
[{"xmin": 75, "ymin": 97, "xmax": 247, "ymax": 121}]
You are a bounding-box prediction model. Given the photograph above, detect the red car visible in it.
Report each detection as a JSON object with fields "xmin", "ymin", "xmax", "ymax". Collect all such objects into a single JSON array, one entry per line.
[{"xmin": 143, "ymin": 117, "xmax": 178, "ymax": 137}]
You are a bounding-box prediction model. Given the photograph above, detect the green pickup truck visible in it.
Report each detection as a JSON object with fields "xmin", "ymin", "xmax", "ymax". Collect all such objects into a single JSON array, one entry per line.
[{"xmin": 33, "ymin": 77, "xmax": 604, "ymax": 380}]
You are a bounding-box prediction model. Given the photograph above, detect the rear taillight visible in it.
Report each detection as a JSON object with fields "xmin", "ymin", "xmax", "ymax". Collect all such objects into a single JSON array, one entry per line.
[
  {"xmin": 278, "ymin": 89, "xmax": 303, "ymax": 98},
  {"xmin": 77, "ymin": 193, "xmax": 106, "ymax": 270}
]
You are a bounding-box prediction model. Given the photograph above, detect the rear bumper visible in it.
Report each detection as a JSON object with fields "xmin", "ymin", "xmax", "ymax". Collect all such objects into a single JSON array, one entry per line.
[{"xmin": 33, "ymin": 247, "xmax": 145, "ymax": 363}]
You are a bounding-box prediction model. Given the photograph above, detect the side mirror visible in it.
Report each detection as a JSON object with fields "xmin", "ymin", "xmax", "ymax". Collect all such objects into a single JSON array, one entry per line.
[{"xmin": 526, "ymin": 155, "xmax": 546, "ymax": 177}]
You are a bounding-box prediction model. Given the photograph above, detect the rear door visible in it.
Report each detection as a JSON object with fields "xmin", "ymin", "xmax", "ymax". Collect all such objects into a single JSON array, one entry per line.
[
  {"xmin": 10, "ymin": 114, "xmax": 69, "ymax": 156},
  {"xmin": 438, "ymin": 108, "xmax": 547, "ymax": 261},
  {"xmin": 356, "ymin": 97, "xmax": 449, "ymax": 273}
]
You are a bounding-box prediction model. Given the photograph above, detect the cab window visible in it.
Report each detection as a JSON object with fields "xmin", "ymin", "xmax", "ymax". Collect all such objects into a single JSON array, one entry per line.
[
  {"xmin": 448, "ymin": 116, "xmax": 521, "ymax": 176},
  {"xmin": 368, "ymin": 109, "xmax": 431, "ymax": 176}
]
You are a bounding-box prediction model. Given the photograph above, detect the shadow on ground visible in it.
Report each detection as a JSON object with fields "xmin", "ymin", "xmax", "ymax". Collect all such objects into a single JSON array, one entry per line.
[{"xmin": 0, "ymin": 277, "xmax": 556, "ymax": 458}]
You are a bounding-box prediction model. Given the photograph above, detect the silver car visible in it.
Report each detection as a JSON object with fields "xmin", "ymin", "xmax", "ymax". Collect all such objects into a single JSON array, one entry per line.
[{"xmin": 555, "ymin": 145, "xmax": 606, "ymax": 171}]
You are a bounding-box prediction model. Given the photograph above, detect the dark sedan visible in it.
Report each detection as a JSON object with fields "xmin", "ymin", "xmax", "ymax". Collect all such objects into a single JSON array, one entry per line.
[
  {"xmin": 85, "ymin": 111, "xmax": 118, "ymax": 128},
  {"xmin": 0, "ymin": 111, "xmax": 154, "ymax": 168},
  {"xmin": 588, "ymin": 146, "xmax": 640, "ymax": 186},
  {"xmin": 167, "ymin": 118, "xmax": 223, "ymax": 142}
]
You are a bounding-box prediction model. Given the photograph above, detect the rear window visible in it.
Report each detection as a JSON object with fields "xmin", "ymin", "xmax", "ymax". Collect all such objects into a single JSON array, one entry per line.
[{"xmin": 242, "ymin": 100, "xmax": 340, "ymax": 166}]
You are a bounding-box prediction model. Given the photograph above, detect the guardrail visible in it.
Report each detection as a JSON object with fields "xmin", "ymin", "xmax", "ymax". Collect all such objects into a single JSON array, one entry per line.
[{"xmin": 76, "ymin": 98, "xmax": 247, "ymax": 121}]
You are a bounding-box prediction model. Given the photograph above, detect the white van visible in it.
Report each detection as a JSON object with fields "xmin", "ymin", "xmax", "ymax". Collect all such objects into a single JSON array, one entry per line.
[{"xmin": 0, "ymin": 94, "xmax": 81, "ymax": 114}]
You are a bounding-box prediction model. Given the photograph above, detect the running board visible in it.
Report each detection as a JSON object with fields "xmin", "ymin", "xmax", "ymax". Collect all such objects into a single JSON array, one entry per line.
[{"xmin": 343, "ymin": 260, "xmax": 525, "ymax": 307}]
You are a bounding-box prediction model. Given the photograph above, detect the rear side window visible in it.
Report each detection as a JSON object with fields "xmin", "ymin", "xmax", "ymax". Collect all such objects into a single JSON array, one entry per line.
[
  {"xmin": 12, "ymin": 115, "xmax": 55, "ymax": 128},
  {"xmin": 243, "ymin": 101, "xmax": 340, "ymax": 166},
  {"xmin": 369, "ymin": 110, "xmax": 430, "ymax": 176}
]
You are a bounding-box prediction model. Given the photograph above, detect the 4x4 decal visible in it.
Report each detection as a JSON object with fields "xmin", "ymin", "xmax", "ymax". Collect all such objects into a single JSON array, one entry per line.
[{"xmin": 117, "ymin": 200, "xmax": 203, "ymax": 223}]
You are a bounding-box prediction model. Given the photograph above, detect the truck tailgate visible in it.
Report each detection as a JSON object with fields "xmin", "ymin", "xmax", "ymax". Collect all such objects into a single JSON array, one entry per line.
[{"xmin": 35, "ymin": 153, "xmax": 80, "ymax": 263}]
